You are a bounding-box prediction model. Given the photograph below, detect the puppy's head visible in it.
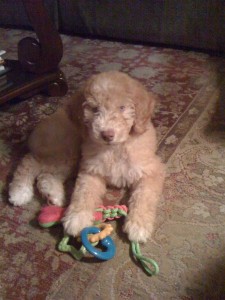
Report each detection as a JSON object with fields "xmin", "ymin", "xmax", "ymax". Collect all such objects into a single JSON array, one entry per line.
[{"xmin": 67, "ymin": 71, "xmax": 155, "ymax": 145}]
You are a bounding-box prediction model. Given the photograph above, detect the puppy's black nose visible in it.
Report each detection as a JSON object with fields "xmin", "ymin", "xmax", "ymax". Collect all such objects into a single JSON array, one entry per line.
[{"xmin": 101, "ymin": 129, "xmax": 115, "ymax": 142}]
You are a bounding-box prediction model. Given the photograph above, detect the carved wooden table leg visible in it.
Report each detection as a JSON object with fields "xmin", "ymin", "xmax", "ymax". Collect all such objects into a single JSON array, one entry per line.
[
  {"xmin": 0, "ymin": 0, "xmax": 68, "ymax": 104},
  {"xmin": 45, "ymin": 71, "xmax": 68, "ymax": 97},
  {"xmin": 19, "ymin": 0, "xmax": 63, "ymax": 74},
  {"xmin": 19, "ymin": 0, "xmax": 68, "ymax": 96}
]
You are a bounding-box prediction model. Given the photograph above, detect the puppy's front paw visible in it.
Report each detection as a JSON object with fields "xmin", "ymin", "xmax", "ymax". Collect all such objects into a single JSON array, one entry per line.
[
  {"xmin": 63, "ymin": 210, "xmax": 93, "ymax": 237},
  {"xmin": 123, "ymin": 219, "xmax": 153, "ymax": 243}
]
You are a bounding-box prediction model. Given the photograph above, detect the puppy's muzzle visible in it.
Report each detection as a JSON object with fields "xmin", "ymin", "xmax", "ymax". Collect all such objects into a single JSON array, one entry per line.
[{"xmin": 101, "ymin": 129, "xmax": 115, "ymax": 142}]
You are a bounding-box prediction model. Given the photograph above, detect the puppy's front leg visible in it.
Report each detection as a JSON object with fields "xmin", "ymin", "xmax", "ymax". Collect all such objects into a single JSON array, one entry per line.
[
  {"xmin": 124, "ymin": 166, "xmax": 165, "ymax": 243},
  {"xmin": 63, "ymin": 172, "xmax": 106, "ymax": 237}
]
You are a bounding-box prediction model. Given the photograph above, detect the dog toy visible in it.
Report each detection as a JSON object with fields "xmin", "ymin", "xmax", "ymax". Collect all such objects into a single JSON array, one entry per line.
[
  {"xmin": 81, "ymin": 226, "xmax": 116, "ymax": 260},
  {"xmin": 38, "ymin": 205, "xmax": 65, "ymax": 227},
  {"xmin": 58, "ymin": 224, "xmax": 116, "ymax": 261},
  {"xmin": 38, "ymin": 205, "xmax": 159, "ymax": 276},
  {"xmin": 38, "ymin": 205, "xmax": 124, "ymax": 261},
  {"xmin": 38, "ymin": 204, "xmax": 128, "ymax": 227}
]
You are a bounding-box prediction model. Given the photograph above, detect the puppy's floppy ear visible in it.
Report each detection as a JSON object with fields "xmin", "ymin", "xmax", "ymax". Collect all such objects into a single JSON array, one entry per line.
[
  {"xmin": 131, "ymin": 79, "xmax": 155, "ymax": 134},
  {"xmin": 64, "ymin": 89, "xmax": 86, "ymax": 134}
]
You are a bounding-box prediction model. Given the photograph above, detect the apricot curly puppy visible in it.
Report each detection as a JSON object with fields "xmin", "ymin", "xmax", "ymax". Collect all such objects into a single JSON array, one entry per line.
[{"xmin": 9, "ymin": 71, "xmax": 165, "ymax": 243}]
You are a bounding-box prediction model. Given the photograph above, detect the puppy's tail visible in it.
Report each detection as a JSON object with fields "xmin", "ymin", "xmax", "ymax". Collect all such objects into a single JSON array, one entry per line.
[{"xmin": 9, "ymin": 154, "xmax": 40, "ymax": 206}]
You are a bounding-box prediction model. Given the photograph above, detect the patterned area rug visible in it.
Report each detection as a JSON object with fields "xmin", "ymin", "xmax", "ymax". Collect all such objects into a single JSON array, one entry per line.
[{"xmin": 0, "ymin": 28, "xmax": 224, "ymax": 299}]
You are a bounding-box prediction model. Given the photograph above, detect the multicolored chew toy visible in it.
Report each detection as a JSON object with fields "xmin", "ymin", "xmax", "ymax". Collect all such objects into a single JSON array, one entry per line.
[
  {"xmin": 38, "ymin": 205, "xmax": 159, "ymax": 276},
  {"xmin": 58, "ymin": 225, "xmax": 116, "ymax": 261},
  {"xmin": 38, "ymin": 205, "xmax": 66, "ymax": 227},
  {"xmin": 38, "ymin": 205, "xmax": 128, "ymax": 227}
]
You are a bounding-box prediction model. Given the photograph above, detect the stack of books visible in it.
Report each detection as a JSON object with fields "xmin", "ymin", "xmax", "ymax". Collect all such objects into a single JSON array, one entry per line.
[{"xmin": 0, "ymin": 50, "xmax": 13, "ymax": 93}]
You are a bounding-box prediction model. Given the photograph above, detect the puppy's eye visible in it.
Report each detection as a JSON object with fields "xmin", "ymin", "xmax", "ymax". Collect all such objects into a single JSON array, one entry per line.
[
  {"xmin": 91, "ymin": 106, "xmax": 100, "ymax": 113},
  {"xmin": 119, "ymin": 105, "xmax": 125, "ymax": 112}
]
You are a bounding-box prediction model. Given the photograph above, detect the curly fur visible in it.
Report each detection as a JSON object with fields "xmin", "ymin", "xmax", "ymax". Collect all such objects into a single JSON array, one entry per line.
[{"xmin": 9, "ymin": 71, "xmax": 165, "ymax": 243}]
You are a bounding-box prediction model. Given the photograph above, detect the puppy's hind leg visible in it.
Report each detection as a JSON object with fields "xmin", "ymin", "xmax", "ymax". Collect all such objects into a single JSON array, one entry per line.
[
  {"xmin": 37, "ymin": 173, "xmax": 66, "ymax": 207},
  {"xmin": 9, "ymin": 154, "xmax": 40, "ymax": 206}
]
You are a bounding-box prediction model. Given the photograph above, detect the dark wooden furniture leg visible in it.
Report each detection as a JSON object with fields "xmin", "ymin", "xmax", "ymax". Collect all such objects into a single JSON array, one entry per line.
[
  {"xmin": 19, "ymin": 0, "xmax": 63, "ymax": 74},
  {"xmin": 0, "ymin": 0, "xmax": 68, "ymax": 105}
]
